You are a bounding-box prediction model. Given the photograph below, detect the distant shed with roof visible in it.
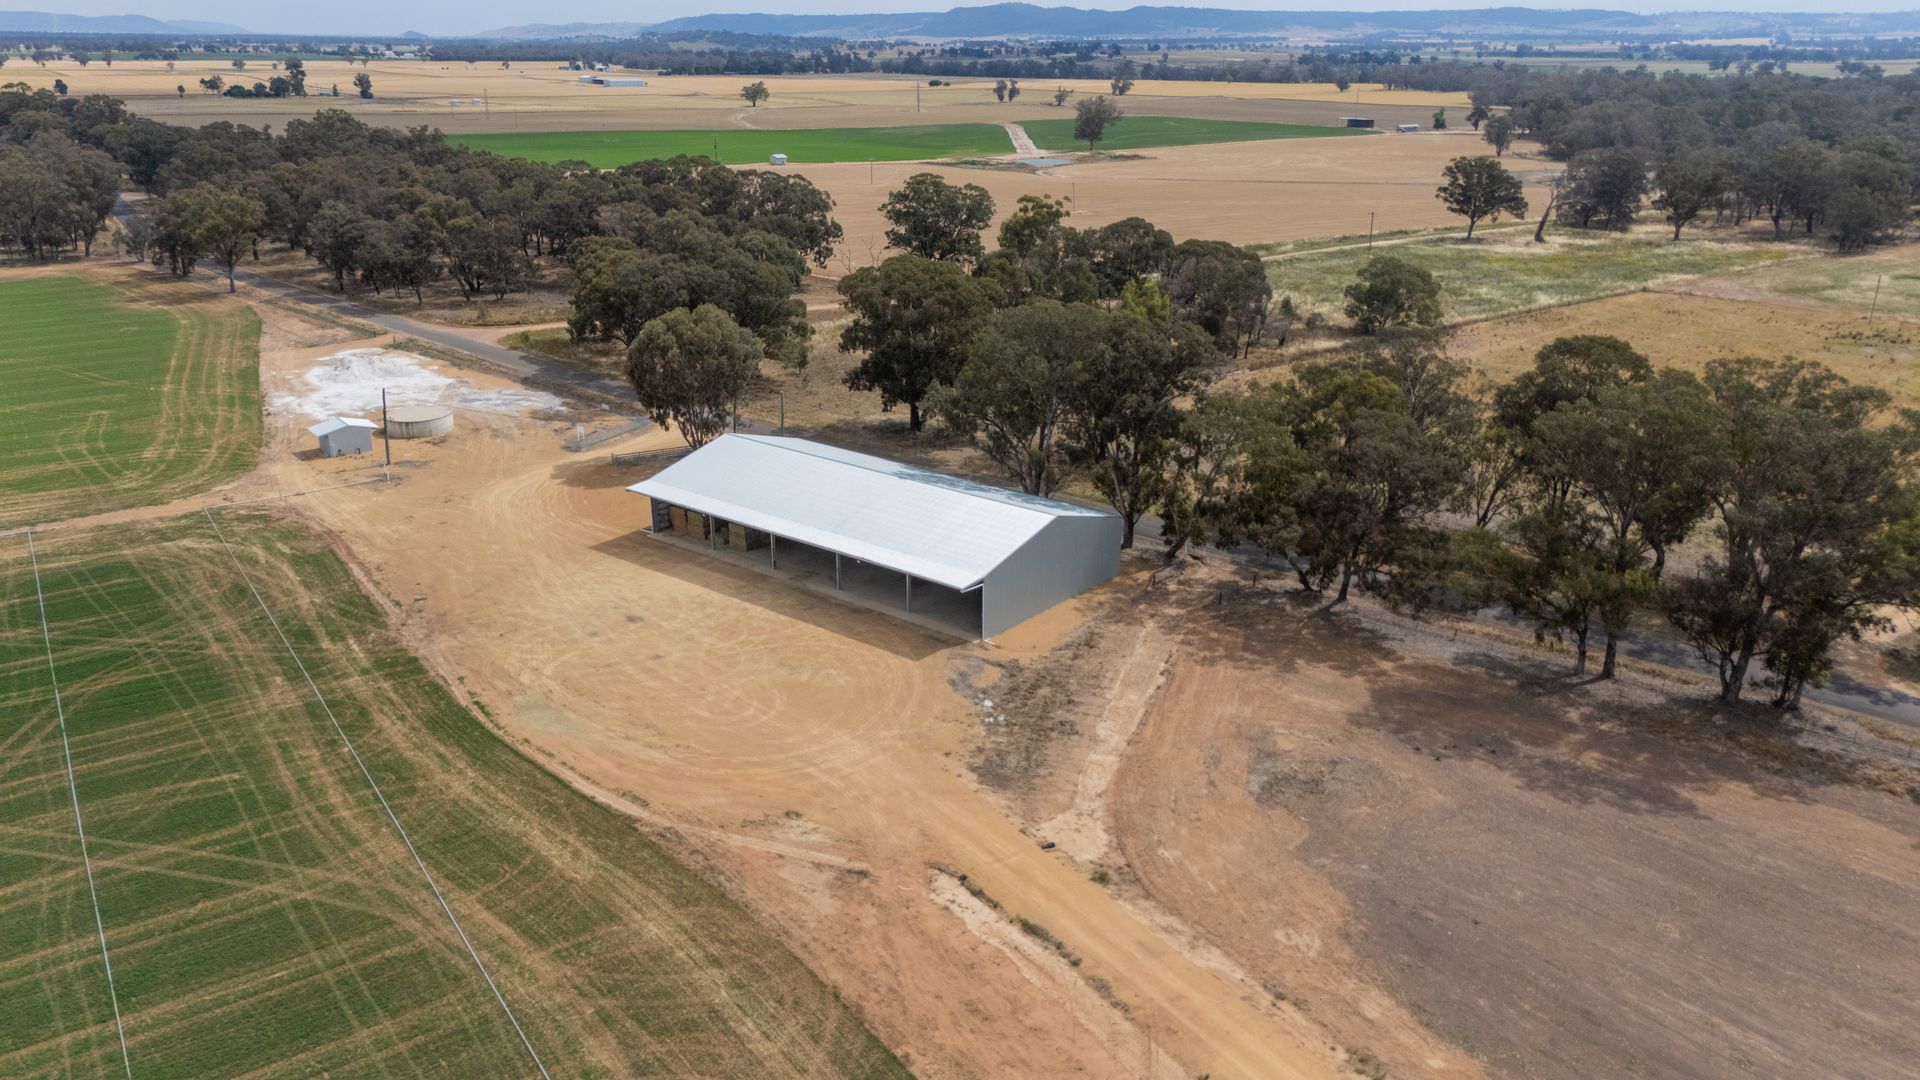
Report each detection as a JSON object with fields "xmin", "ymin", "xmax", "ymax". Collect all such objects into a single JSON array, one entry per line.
[{"xmin": 629, "ymin": 434, "xmax": 1122, "ymax": 638}]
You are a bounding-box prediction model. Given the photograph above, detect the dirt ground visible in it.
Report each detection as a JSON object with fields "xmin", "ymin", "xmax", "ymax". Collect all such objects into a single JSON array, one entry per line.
[
  {"xmin": 1088, "ymin": 579, "xmax": 1920, "ymax": 1080},
  {"xmin": 5, "ymin": 60, "xmax": 1463, "ymax": 133}
]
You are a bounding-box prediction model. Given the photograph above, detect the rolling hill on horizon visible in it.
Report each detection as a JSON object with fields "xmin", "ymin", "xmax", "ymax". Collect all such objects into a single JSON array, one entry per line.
[
  {"xmin": 569, "ymin": 4, "xmax": 1920, "ymax": 41},
  {"xmin": 0, "ymin": 9, "xmax": 245, "ymax": 33}
]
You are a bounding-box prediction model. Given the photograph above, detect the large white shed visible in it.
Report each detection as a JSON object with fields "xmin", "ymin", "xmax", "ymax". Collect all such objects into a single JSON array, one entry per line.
[{"xmin": 630, "ymin": 434, "xmax": 1121, "ymax": 638}]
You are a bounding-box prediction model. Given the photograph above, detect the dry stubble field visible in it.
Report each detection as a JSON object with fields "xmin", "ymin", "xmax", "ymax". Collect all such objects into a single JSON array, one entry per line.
[
  {"xmin": 2, "ymin": 59, "xmax": 1465, "ymax": 133},
  {"xmin": 1443, "ymin": 237, "xmax": 1920, "ymax": 405},
  {"xmin": 795, "ymin": 133, "xmax": 1552, "ymax": 271}
]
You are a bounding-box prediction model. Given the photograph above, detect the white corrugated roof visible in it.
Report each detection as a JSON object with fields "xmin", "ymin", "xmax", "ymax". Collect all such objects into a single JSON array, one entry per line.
[
  {"xmin": 307, "ymin": 417, "xmax": 379, "ymax": 436},
  {"xmin": 629, "ymin": 434, "xmax": 1110, "ymax": 590}
]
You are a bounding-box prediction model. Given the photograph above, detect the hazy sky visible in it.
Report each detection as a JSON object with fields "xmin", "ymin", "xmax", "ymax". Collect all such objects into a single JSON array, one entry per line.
[{"xmin": 37, "ymin": 1, "xmax": 1911, "ymax": 38}]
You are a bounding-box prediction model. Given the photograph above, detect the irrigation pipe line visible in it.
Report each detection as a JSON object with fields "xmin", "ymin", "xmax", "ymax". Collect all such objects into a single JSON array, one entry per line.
[
  {"xmin": 24, "ymin": 528, "xmax": 134, "ymax": 1080},
  {"xmin": 206, "ymin": 475, "xmax": 394, "ymax": 511},
  {"xmin": 199, "ymin": 509, "xmax": 552, "ymax": 1080}
]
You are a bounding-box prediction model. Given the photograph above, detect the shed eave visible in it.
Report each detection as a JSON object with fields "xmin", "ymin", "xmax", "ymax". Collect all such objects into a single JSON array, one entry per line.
[{"xmin": 629, "ymin": 479, "xmax": 989, "ymax": 592}]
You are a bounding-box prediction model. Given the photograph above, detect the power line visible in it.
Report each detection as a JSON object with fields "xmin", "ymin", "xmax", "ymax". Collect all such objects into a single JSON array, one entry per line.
[
  {"xmin": 200, "ymin": 509, "xmax": 552, "ymax": 1080},
  {"xmin": 25, "ymin": 528, "xmax": 133, "ymax": 1080}
]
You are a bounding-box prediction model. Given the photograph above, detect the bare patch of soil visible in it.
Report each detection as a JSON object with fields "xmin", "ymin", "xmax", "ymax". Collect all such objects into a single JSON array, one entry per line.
[
  {"xmin": 1098, "ymin": 566, "xmax": 1920, "ymax": 1080},
  {"xmin": 952, "ymin": 622, "xmax": 1104, "ymax": 792}
]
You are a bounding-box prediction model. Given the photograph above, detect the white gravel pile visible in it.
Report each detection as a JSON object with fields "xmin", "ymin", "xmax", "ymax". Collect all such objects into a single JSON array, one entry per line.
[{"xmin": 274, "ymin": 347, "xmax": 561, "ymax": 420}]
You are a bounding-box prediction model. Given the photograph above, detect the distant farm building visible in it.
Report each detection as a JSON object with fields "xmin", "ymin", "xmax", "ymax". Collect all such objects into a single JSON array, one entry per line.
[
  {"xmin": 308, "ymin": 417, "xmax": 377, "ymax": 457},
  {"xmin": 631, "ymin": 434, "xmax": 1122, "ymax": 639},
  {"xmin": 579, "ymin": 75, "xmax": 649, "ymax": 87},
  {"xmin": 769, "ymin": 153, "xmax": 789, "ymax": 165},
  {"xmin": 1341, "ymin": 116, "xmax": 1375, "ymax": 128}
]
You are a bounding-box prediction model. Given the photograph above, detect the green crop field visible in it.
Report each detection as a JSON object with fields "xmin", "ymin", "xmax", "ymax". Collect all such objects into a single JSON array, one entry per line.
[
  {"xmin": 0, "ymin": 515, "xmax": 910, "ymax": 1079},
  {"xmin": 0, "ymin": 274, "xmax": 261, "ymax": 529},
  {"xmin": 453, "ymin": 123, "xmax": 1015, "ymax": 167},
  {"xmin": 1266, "ymin": 234, "xmax": 1799, "ymax": 327},
  {"xmin": 1023, "ymin": 114, "xmax": 1372, "ymax": 152}
]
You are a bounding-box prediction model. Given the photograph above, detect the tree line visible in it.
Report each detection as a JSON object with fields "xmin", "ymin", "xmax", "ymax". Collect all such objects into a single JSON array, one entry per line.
[
  {"xmin": 1164, "ymin": 336, "xmax": 1918, "ymax": 710},
  {"xmin": 1, "ymin": 85, "xmax": 841, "ymax": 343},
  {"xmin": 1456, "ymin": 65, "xmax": 1919, "ymax": 251}
]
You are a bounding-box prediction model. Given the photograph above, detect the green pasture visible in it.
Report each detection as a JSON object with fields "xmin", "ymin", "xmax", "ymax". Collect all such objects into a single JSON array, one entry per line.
[
  {"xmin": 0, "ymin": 274, "xmax": 260, "ymax": 529},
  {"xmin": 1267, "ymin": 233, "xmax": 1799, "ymax": 326},
  {"xmin": 1023, "ymin": 114, "xmax": 1372, "ymax": 152},
  {"xmin": 453, "ymin": 123, "xmax": 1015, "ymax": 167},
  {"xmin": 0, "ymin": 516, "xmax": 909, "ymax": 1078}
]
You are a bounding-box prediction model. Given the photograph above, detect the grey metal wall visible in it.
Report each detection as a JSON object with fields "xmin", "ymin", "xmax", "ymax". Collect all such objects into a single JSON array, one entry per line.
[
  {"xmin": 980, "ymin": 512, "xmax": 1122, "ymax": 638},
  {"xmin": 318, "ymin": 428, "xmax": 373, "ymax": 457}
]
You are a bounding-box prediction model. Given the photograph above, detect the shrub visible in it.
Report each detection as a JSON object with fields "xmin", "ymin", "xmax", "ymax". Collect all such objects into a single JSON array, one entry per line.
[{"xmin": 1342, "ymin": 256, "xmax": 1443, "ymax": 333}]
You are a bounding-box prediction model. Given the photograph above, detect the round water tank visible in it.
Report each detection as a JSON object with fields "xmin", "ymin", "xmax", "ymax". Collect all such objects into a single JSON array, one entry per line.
[{"xmin": 385, "ymin": 404, "xmax": 455, "ymax": 439}]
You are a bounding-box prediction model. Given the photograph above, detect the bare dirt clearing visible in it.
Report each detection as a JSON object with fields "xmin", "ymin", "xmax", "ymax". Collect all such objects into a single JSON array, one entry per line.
[{"xmin": 1076, "ymin": 572, "xmax": 1920, "ymax": 1080}]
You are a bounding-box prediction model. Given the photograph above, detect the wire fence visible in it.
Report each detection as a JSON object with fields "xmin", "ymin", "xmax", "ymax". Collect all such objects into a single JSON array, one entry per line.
[
  {"xmin": 609, "ymin": 447, "xmax": 687, "ymax": 467},
  {"xmin": 565, "ymin": 418, "xmax": 647, "ymax": 453}
]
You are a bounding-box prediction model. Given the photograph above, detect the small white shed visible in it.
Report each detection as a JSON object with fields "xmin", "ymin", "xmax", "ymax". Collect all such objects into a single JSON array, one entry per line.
[
  {"xmin": 308, "ymin": 417, "xmax": 378, "ymax": 457},
  {"xmin": 769, "ymin": 153, "xmax": 789, "ymax": 165}
]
